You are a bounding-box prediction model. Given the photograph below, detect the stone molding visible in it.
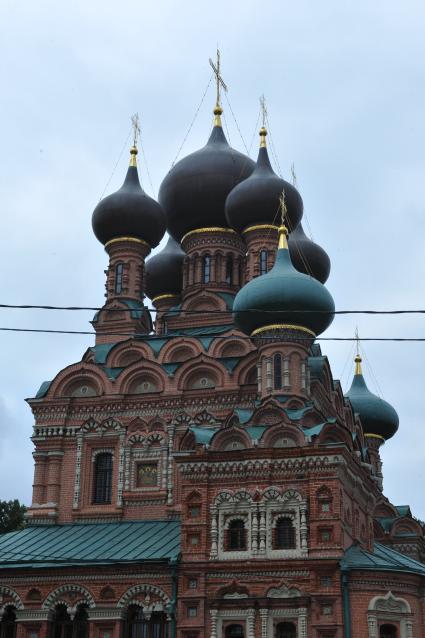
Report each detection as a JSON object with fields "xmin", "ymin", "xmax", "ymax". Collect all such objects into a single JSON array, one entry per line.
[{"xmin": 42, "ymin": 584, "xmax": 96, "ymax": 611}]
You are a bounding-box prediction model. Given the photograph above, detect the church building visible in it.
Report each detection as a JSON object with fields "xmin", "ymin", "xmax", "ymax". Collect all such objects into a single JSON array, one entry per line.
[{"xmin": 1, "ymin": 70, "xmax": 425, "ymax": 638}]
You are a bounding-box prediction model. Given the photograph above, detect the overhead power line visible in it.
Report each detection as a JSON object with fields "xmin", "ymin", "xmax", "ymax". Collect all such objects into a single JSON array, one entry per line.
[{"xmin": 2, "ymin": 304, "xmax": 425, "ymax": 316}]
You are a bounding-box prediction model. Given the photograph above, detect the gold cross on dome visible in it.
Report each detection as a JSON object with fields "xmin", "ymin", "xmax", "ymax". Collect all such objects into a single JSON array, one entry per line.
[
  {"xmin": 209, "ymin": 48, "xmax": 228, "ymax": 107},
  {"xmin": 279, "ymin": 190, "xmax": 287, "ymax": 226},
  {"xmin": 260, "ymin": 94, "xmax": 268, "ymax": 127},
  {"xmin": 131, "ymin": 113, "xmax": 141, "ymax": 147}
]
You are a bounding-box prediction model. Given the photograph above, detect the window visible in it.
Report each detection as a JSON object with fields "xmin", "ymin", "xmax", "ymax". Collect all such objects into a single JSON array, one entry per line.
[
  {"xmin": 136, "ymin": 463, "xmax": 158, "ymax": 488},
  {"xmin": 50, "ymin": 604, "xmax": 88, "ymax": 638},
  {"xmin": 225, "ymin": 256, "xmax": 233, "ymax": 285},
  {"xmin": 275, "ymin": 517, "xmax": 296, "ymax": 549},
  {"xmin": 0, "ymin": 607, "xmax": 16, "ymax": 638},
  {"xmin": 274, "ymin": 353, "xmax": 282, "ymax": 389},
  {"xmin": 187, "ymin": 607, "xmax": 198, "ymax": 618},
  {"xmin": 320, "ymin": 528, "xmax": 332, "ymax": 542},
  {"xmin": 188, "ymin": 578, "xmax": 198, "ymax": 589},
  {"xmin": 227, "ymin": 519, "xmax": 246, "ymax": 550},
  {"xmin": 202, "ymin": 255, "xmax": 211, "ymax": 283},
  {"xmin": 115, "ymin": 263, "xmax": 124, "ymax": 294},
  {"xmin": 189, "ymin": 505, "xmax": 201, "ymax": 518},
  {"xmin": 189, "ymin": 534, "xmax": 200, "ymax": 546},
  {"xmin": 380, "ymin": 626, "xmax": 397, "ymax": 638},
  {"xmin": 93, "ymin": 453, "xmax": 113, "ymax": 504},
  {"xmin": 126, "ymin": 607, "xmax": 166, "ymax": 638},
  {"xmin": 320, "ymin": 576, "xmax": 332, "ymax": 587},
  {"xmin": 259, "ymin": 249, "xmax": 268, "ymax": 275},
  {"xmin": 275, "ymin": 622, "xmax": 296, "ymax": 638},
  {"xmin": 225, "ymin": 625, "xmax": 244, "ymax": 638}
]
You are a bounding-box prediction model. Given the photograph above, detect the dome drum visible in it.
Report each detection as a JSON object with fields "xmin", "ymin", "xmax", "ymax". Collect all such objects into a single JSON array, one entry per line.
[{"xmin": 251, "ymin": 324, "xmax": 316, "ymax": 349}]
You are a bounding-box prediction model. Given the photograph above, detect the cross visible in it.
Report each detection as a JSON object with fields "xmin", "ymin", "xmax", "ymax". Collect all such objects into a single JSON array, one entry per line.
[
  {"xmin": 209, "ymin": 48, "xmax": 228, "ymax": 107},
  {"xmin": 260, "ymin": 94, "xmax": 268, "ymax": 127},
  {"xmin": 291, "ymin": 163, "xmax": 297, "ymax": 187},
  {"xmin": 355, "ymin": 326, "xmax": 360, "ymax": 355},
  {"xmin": 279, "ymin": 190, "xmax": 287, "ymax": 226},
  {"xmin": 131, "ymin": 113, "xmax": 141, "ymax": 146}
]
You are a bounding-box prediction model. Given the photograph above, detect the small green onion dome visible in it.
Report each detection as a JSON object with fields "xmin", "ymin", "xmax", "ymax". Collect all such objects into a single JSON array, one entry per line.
[
  {"xmin": 233, "ymin": 226, "xmax": 335, "ymax": 336},
  {"xmin": 92, "ymin": 146, "xmax": 166, "ymax": 248},
  {"xmin": 345, "ymin": 355, "xmax": 399, "ymax": 440},
  {"xmin": 145, "ymin": 236, "xmax": 185, "ymax": 300}
]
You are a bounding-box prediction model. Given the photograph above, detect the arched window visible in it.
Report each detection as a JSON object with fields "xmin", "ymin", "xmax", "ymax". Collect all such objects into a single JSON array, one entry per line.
[
  {"xmin": 380, "ymin": 625, "xmax": 397, "ymax": 638},
  {"xmin": 202, "ymin": 255, "xmax": 211, "ymax": 283},
  {"xmin": 259, "ymin": 249, "xmax": 268, "ymax": 275},
  {"xmin": 275, "ymin": 622, "xmax": 296, "ymax": 638},
  {"xmin": 274, "ymin": 353, "xmax": 282, "ymax": 389},
  {"xmin": 115, "ymin": 263, "xmax": 124, "ymax": 294},
  {"xmin": 228, "ymin": 519, "xmax": 246, "ymax": 551},
  {"xmin": 225, "ymin": 256, "xmax": 233, "ymax": 285},
  {"xmin": 126, "ymin": 606, "xmax": 167, "ymax": 638},
  {"xmin": 275, "ymin": 517, "xmax": 296, "ymax": 549},
  {"xmin": 225, "ymin": 624, "xmax": 244, "ymax": 638},
  {"xmin": 93, "ymin": 453, "xmax": 113, "ymax": 504},
  {"xmin": 0, "ymin": 607, "xmax": 16, "ymax": 638},
  {"xmin": 50, "ymin": 604, "xmax": 88, "ymax": 638}
]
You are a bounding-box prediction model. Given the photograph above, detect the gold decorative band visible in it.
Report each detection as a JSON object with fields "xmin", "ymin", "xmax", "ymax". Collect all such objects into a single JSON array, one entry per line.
[
  {"xmin": 242, "ymin": 224, "xmax": 278, "ymax": 234},
  {"xmin": 181, "ymin": 227, "xmax": 237, "ymax": 243},
  {"xmin": 364, "ymin": 433, "xmax": 386, "ymax": 442},
  {"xmin": 251, "ymin": 323, "xmax": 316, "ymax": 337},
  {"xmin": 104, "ymin": 236, "xmax": 150, "ymax": 249},
  {"xmin": 152, "ymin": 293, "xmax": 179, "ymax": 303}
]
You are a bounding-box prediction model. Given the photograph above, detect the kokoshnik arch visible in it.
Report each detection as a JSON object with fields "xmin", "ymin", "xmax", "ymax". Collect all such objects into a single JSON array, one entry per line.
[{"xmin": 1, "ymin": 58, "xmax": 425, "ymax": 638}]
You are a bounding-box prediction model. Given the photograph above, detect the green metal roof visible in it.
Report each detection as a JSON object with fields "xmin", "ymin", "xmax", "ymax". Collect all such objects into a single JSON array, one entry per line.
[
  {"xmin": 396, "ymin": 505, "xmax": 412, "ymax": 517},
  {"xmin": 0, "ymin": 521, "xmax": 180, "ymax": 569},
  {"xmin": 341, "ymin": 541, "xmax": 425, "ymax": 577},
  {"xmin": 35, "ymin": 381, "xmax": 52, "ymax": 399}
]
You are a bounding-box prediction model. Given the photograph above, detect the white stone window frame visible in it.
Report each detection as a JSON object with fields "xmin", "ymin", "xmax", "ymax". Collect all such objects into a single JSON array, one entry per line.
[
  {"xmin": 220, "ymin": 510, "xmax": 251, "ymax": 560},
  {"xmin": 130, "ymin": 448, "xmax": 163, "ymax": 492},
  {"xmin": 267, "ymin": 510, "xmax": 299, "ymax": 558},
  {"xmin": 367, "ymin": 591, "xmax": 413, "ymax": 638},
  {"xmin": 210, "ymin": 608, "xmax": 255, "ymax": 638},
  {"xmin": 264, "ymin": 608, "xmax": 308, "ymax": 638},
  {"xmin": 262, "ymin": 490, "xmax": 308, "ymax": 559}
]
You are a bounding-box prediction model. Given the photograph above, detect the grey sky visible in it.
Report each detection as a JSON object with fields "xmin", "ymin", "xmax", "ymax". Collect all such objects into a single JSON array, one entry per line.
[{"xmin": 1, "ymin": 0, "xmax": 424, "ymax": 517}]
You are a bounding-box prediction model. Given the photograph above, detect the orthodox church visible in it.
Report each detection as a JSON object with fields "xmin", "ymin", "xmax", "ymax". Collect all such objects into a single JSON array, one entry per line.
[{"xmin": 1, "ymin": 72, "xmax": 425, "ymax": 638}]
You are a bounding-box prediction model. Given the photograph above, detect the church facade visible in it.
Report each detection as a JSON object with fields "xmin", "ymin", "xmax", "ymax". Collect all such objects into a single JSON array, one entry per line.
[{"xmin": 1, "ymin": 92, "xmax": 425, "ymax": 638}]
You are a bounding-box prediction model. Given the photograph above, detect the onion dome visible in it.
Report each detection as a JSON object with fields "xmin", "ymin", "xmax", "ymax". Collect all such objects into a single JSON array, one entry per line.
[
  {"xmin": 92, "ymin": 146, "xmax": 166, "ymax": 248},
  {"xmin": 225, "ymin": 127, "xmax": 303, "ymax": 234},
  {"xmin": 145, "ymin": 235, "xmax": 185, "ymax": 300},
  {"xmin": 345, "ymin": 355, "xmax": 399, "ymax": 440},
  {"xmin": 158, "ymin": 106, "xmax": 255, "ymax": 242},
  {"xmin": 288, "ymin": 222, "xmax": 331, "ymax": 284},
  {"xmin": 233, "ymin": 225, "xmax": 335, "ymax": 336}
]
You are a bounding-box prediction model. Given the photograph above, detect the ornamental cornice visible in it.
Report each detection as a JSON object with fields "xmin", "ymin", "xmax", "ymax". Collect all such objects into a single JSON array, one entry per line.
[
  {"xmin": 179, "ymin": 455, "xmax": 341, "ymax": 479},
  {"xmin": 0, "ymin": 574, "xmax": 170, "ymax": 585},
  {"xmin": 207, "ymin": 570, "xmax": 310, "ymax": 579}
]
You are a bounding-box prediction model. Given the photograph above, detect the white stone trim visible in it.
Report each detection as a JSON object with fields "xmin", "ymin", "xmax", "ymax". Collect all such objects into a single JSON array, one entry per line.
[
  {"xmin": 267, "ymin": 607, "xmax": 308, "ymax": 638},
  {"xmin": 42, "ymin": 584, "xmax": 95, "ymax": 611},
  {"xmin": 367, "ymin": 591, "xmax": 413, "ymax": 638},
  {"xmin": 211, "ymin": 608, "xmax": 256, "ymax": 638}
]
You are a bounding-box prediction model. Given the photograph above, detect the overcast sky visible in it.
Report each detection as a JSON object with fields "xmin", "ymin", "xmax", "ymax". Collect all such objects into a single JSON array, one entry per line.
[{"xmin": 1, "ymin": 0, "xmax": 424, "ymax": 519}]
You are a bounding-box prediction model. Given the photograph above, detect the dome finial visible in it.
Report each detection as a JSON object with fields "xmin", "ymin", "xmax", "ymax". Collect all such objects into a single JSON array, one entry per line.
[
  {"xmin": 355, "ymin": 327, "xmax": 363, "ymax": 375},
  {"xmin": 278, "ymin": 190, "xmax": 288, "ymax": 249},
  {"xmin": 209, "ymin": 48, "xmax": 227, "ymax": 127},
  {"xmin": 130, "ymin": 113, "xmax": 141, "ymax": 167},
  {"xmin": 259, "ymin": 95, "xmax": 268, "ymax": 147}
]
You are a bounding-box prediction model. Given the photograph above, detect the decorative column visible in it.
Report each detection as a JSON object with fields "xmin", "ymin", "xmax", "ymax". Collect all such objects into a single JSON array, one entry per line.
[
  {"xmin": 251, "ymin": 508, "xmax": 259, "ymax": 555},
  {"xmin": 259, "ymin": 507, "xmax": 266, "ymax": 554},
  {"xmin": 298, "ymin": 610, "xmax": 307, "ymax": 638},
  {"xmin": 300, "ymin": 504, "xmax": 308, "ymax": 553},
  {"xmin": 259, "ymin": 609, "xmax": 268, "ymax": 638},
  {"xmin": 73, "ymin": 433, "xmax": 83, "ymax": 509},
  {"xmin": 265, "ymin": 358, "xmax": 272, "ymax": 393},
  {"xmin": 32, "ymin": 451, "xmax": 48, "ymax": 505},
  {"xmin": 257, "ymin": 361, "xmax": 262, "ymax": 395},
  {"xmin": 210, "ymin": 609, "xmax": 218, "ymax": 638},
  {"xmin": 210, "ymin": 508, "xmax": 219, "ymax": 559},
  {"xmin": 300, "ymin": 360, "xmax": 307, "ymax": 391},
  {"xmin": 167, "ymin": 426, "xmax": 175, "ymax": 505},
  {"xmin": 116, "ymin": 432, "xmax": 125, "ymax": 507},
  {"xmin": 247, "ymin": 609, "xmax": 255, "ymax": 638},
  {"xmin": 405, "ymin": 619, "xmax": 413, "ymax": 638},
  {"xmin": 283, "ymin": 356, "xmax": 290, "ymax": 388},
  {"xmin": 46, "ymin": 450, "xmax": 64, "ymax": 504},
  {"xmin": 367, "ymin": 615, "xmax": 377, "ymax": 638}
]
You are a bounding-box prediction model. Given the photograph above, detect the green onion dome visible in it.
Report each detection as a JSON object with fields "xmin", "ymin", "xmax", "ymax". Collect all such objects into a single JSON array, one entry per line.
[
  {"xmin": 225, "ymin": 128, "xmax": 303, "ymax": 234},
  {"xmin": 145, "ymin": 235, "xmax": 185, "ymax": 300},
  {"xmin": 92, "ymin": 146, "xmax": 166, "ymax": 248},
  {"xmin": 288, "ymin": 222, "xmax": 331, "ymax": 284},
  {"xmin": 158, "ymin": 107, "xmax": 255, "ymax": 242},
  {"xmin": 345, "ymin": 355, "xmax": 399, "ymax": 440},
  {"xmin": 233, "ymin": 226, "xmax": 335, "ymax": 336}
]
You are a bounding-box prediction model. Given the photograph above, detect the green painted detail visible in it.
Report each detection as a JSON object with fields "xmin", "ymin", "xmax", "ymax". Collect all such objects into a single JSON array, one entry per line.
[
  {"xmin": 274, "ymin": 395, "xmax": 290, "ymax": 404},
  {"xmin": 199, "ymin": 336, "xmax": 217, "ymax": 350},
  {"xmin": 327, "ymin": 417, "xmax": 337, "ymax": 424},
  {"xmin": 219, "ymin": 357, "xmax": 240, "ymax": 372},
  {"xmin": 190, "ymin": 426, "xmax": 218, "ymax": 444},
  {"xmin": 396, "ymin": 505, "xmax": 411, "ymax": 518},
  {"xmin": 92, "ymin": 299, "xmax": 148, "ymax": 323},
  {"xmin": 139, "ymin": 337, "xmax": 168, "ymax": 356},
  {"xmin": 302, "ymin": 423, "xmax": 326, "ymax": 438},
  {"xmin": 308, "ymin": 356, "xmax": 326, "ymax": 380},
  {"xmin": 341, "ymin": 541, "xmax": 425, "ymax": 576},
  {"xmin": 234, "ymin": 408, "xmax": 253, "ymax": 424},
  {"xmin": 93, "ymin": 342, "xmax": 118, "ymax": 365},
  {"xmin": 35, "ymin": 381, "xmax": 52, "ymax": 399},
  {"xmin": 0, "ymin": 521, "xmax": 180, "ymax": 569},
  {"xmin": 376, "ymin": 518, "xmax": 394, "ymax": 533},
  {"xmin": 245, "ymin": 426, "xmax": 266, "ymax": 440},
  {"xmin": 102, "ymin": 367, "xmax": 124, "ymax": 380},
  {"xmin": 167, "ymin": 325, "xmax": 231, "ymax": 337},
  {"xmin": 162, "ymin": 363, "xmax": 180, "ymax": 376}
]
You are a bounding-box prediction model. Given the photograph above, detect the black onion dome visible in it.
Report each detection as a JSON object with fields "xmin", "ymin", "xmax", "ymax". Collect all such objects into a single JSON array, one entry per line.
[
  {"xmin": 225, "ymin": 141, "xmax": 303, "ymax": 234},
  {"xmin": 288, "ymin": 222, "xmax": 331, "ymax": 284},
  {"xmin": 145, "ymin": 235, "xmax": 185, "ymax": 300},
  {"xmin": 158, "ymin": 124, "xmax": 255, "ymax": 241},
  {"xmin": 92, "ymin": 149, "xmax": 166, "ymax": 248},
  {"xmin": 345, "ymin": 356, "xmax": 399, "ymax": 440}
]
